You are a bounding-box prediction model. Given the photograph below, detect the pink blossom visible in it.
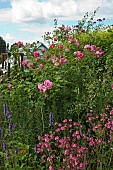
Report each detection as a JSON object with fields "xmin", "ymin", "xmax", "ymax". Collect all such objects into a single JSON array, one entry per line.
[
  {"xmin": 68, "ymin": 38, "xmax": 73, "ymax": 43},
  {"xmin": 65, "ymin": 48, "xmax": 70, "ymax": 52},
  {"xmin": 74, "ymin": 51, "xmax": 83, "ymax": 59},
  {"xmin": 50, "ymin": 43, "xmax": 55, "ymax": 49},
  {"xmin": 38, "ymin": 83, "xmax": 46, "ymax": 93},
  {"xmin": 17, "ymin": 41, "xmax": 23, "ymax": 46},
  {"xmin": 46, "ymin": 55, "xmax": 50, "ymax": 60},
  {"xmin": 90, "ymin": 45, "xmax": 97, "ymax": 51},
  {"xmin": 53, "ymin": 37, "xmax": 57, "ymax": 41},
  {"xmin": 41, "ymin": 48, "xmax": 46, "ymax": 53},
  {"xmin": 60, "ymin": 58, "xmax": 68, "ymax": 64},
  {"xmin": 22, "ymin": 60, "xmax": 28, "ymax": 66},
  {"xmin": 81, "ymin": 28, "xmax": 85, "ymax": 32},
  {"xmin": 96, "ymin": 51, "xmax": 104, "ymax": 58},
  {"xmin": 111, "ymin": 84, "xmax": 113, "ymax": 89},
  {"xmin": 40, "ymin": 64, "xmax": 44, "ymax": 68},
  {"xmin": 59, "ymin": 44, "xmax": 63, "ymax": 49},
  {"xmin": 8, "ymin": 84, "xmax": 12, "ymax": 89},
  {"xmin": 44, "ymin": 80, "xmax": 53, "ymax": 89},
  {"xmin": 49, "ymin": 165, "xmax": 54, "ymax": 170},
  {"xmin": 84, "ymin": 44, "xmax": 91, "ymax": 50},
  {"xmin": 34, "ymin": 51, "xmax": 40, "ymax": 58},
  {"xmin": 54, "ymin": 62, "xmax": 60, "ymax": 67},
  {"xmin": 66, "ymin": 33, "xmax": 69, "ymax": 37}
]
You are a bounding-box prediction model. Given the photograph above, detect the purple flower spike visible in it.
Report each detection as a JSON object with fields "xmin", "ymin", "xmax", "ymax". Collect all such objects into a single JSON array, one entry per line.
[
  {"xmin": 0, "ymin": 128, "xmax": 2, "ymax": 137},
  {"xmin": 49, "ymin": 112, "xmax": 53, "ymax": 127},
  {"xmin": 6, "ymin": 109, "xmax": 11, "ymax": 119},
  {"xmin": 4, "ymin": 103, "xmax": 7, "ymax": 116},
  {"xmin": 34, "ymin": 145, "xmax": 37, "ymax": 153},
  {"xmin": 9, "ymin": 121, "xmax": 13, "ymax": 132},
  {"xmin": 3, "ymin": 142, "xmax": 7, "ymax": 151}
]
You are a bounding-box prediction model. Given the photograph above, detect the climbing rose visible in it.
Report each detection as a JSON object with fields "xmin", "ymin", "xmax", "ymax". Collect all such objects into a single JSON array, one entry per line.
[
  {"xmin": 17, "ymin": 41, "xmax": 23, "ymax": 46},
  {"xmin": 50, "ymin": 44, "xmax": 55, "ymax": 49},
  {"xmin": 53, "ymin": 37, "xmax": 57, "ymax": 41},
  {"xmin": 38, "ymin": 84, "xmax": 46, "ymax": 93},
  {"xmin": 34, "ymin": 52, "xmax": 40, "ymax": 58},
  {"xmin": 22, "ymin": 60, "xmax": 28, "ymax": 66},
  {"xmin": 8, "ymin": 84, "xmax": 12, "ymax": 89},
  {"xmin": 44, "ymin": 80, "xmax": 53, "ymax": 89}
]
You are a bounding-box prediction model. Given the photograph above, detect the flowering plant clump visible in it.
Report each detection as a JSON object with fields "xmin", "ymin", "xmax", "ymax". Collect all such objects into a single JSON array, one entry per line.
[{"xmin": 36, "ymin": 107, "xmax": 113, "ymax": 169}]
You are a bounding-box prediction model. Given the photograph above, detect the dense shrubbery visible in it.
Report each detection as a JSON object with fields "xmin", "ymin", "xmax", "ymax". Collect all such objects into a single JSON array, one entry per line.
[{"xmin": 0, "ymin": 11, "xmax": 113, "ymax": 169}]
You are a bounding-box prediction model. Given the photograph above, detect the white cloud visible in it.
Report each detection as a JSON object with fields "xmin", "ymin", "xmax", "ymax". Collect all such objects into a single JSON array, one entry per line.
[
  {"xmin": 3, "ymin": 33, "xmax": 15, "ymax": 43},
  {"xmin": 0, "ymin": 9, "xmax": 11, "ymax": 22},
  {"xmin": 0, "ymin": 0, "xmax": 113, "ymax": 23}
]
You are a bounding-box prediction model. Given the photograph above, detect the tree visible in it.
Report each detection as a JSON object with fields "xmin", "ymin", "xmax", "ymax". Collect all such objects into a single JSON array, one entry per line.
[{"xmin": 0, "ymin": 36, "xmax": 6, "ymax": 54}]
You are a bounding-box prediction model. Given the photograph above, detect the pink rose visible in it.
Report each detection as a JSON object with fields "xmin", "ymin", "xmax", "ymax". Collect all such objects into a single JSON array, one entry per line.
[
  {"xmin": 8, "ymin": 84, "xmax": 12, "ymax": 89},
  {"xmin": 38, "ymin": 83, "xmax": 46, "ymax": 93},
  {"xmin": 44, "ymin": 80, "xmax": 53, "ymax": 89},
  {"xmin": 17, "ymin": 41, "xmax": 23, "ymax": 46},
  {"xmin": 59, "ymin": 44, "xmax": 63, "ymax": 49},
  {"xmin": 22, "ymin": 60, "xmax": 28, "ymax": 66},
  {"xmin": 53, "ymin": 37, "xmax": 57, "ymax": 41},
  {"xmin": 50, "ymin": 43, "xmax": 55, "ymax": 49},
  {"xmin": 34, "ymin": 52, "xmax": 40, "ymax": 58},
  {"xmin": 40, "ymin": 64, "xmax": 44, "ymax": 68}
]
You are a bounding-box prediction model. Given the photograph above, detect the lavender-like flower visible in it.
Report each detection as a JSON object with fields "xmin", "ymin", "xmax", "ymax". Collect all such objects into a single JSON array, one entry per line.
[
  {"xmin": 9, "ymin": 121, "xmax": 13, "ymax": 132},
  {"xmin": 49, "ymin": 112, "xmax": 53, "ymax": 127},
  {"xmin": 3, "ymin": 142, "xmax": 7, "ymax": 151},
  {"xmin": 0, "ymin": 128, "xmax": 2, "ymax": 137},
  {"xmin": 4, "ymin": 103, "xmax": 7, "ymax": 116},
  {"xmin": 6, "ymin": 109, "xmax": 11, "ymax": 119},
  {"xmin": 34, "ymin": 145, "xmax": 37, "ymax": 153}
]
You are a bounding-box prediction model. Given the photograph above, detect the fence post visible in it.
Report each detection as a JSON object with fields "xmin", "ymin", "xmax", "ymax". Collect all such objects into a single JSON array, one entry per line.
[
  {"xmin": 8, "ymin": 52, "xmax": 11, "ymax": 77},
  {"xmin": 20, "ymin": 53, "xmax": 24, "ymax": 72}
]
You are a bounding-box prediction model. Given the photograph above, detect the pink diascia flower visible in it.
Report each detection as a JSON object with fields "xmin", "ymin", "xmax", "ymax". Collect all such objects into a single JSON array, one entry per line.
[
  {"xmin": 8, "ymin": 84, "xmax": 12, "ymax": 89},
  {"xmin": 74, "ymin": 51, "xmax": 83, "ymax": 59},
  {"xmin": 22, "ymin": 60, "xmax": 28, "ymax": 66},
  {"xmin": 17, "ymin": 41, "xmax": 23, "ymax": 46},
  {"xmin": 90, "ymin": 45, "xmax": 97, "ymax": 51},
  {"xmin": 34, "ymin": 51, "xmax": 40, "ymax": 58},
  {"xmin": 96, "ymin": 51, "xmax": 104, "ymax": 58},
  {"xmin": 84, "ymin": 44, "xmax": 91, "ymax": 50},
  {"xmin": 60, "ymin": 58, "xmax": 68, "ymax": 64},
  {"xmin": 44, "ymin": 80, "xmax": 53, "ymax": 89}
]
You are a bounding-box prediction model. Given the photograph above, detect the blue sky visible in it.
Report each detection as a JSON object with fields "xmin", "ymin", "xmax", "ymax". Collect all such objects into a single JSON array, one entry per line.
[{"xmin": 0, "ymin": 0, "xmax": 113, "ymax": 46}]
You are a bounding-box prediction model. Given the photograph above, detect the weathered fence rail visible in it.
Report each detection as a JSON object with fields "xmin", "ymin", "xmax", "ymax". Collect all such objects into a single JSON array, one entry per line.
[{"xmin": 0, "ymin": 52, "xmax": 24, "ymax": 82}]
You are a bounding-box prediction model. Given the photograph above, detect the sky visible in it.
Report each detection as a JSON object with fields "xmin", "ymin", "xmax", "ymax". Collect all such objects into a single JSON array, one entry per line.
[{"xmin": 0, "ymin": 0, "xmax": 113, "ymax": 46}]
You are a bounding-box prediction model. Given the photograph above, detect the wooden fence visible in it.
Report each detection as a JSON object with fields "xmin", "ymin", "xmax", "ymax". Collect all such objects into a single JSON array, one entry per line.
[{"xmin": 0, "ymin": 52, "xmax": 24, "ymax": 82}]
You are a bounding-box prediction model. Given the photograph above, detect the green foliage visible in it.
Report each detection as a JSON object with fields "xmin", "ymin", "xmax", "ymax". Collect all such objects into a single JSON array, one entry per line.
[
  {"xmin": 0, "ymin": 36, "xmax": 6, "ymax": 54},
  {"xmin": 0, "ymin": 10, "xmax": 113, "ymax": 169}
]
